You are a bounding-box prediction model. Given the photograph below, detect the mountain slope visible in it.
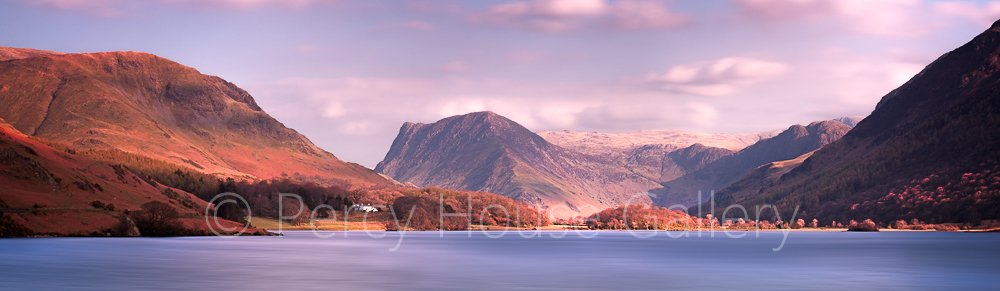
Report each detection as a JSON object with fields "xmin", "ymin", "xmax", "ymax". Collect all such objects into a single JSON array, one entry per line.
[
  {"xmin": 375, "ymin": 111, "xmax": 661, "ymax": 218},
  {"xmin": 711, "ymin": 150, "xmax": 817, "ymax": 205},
  {"xmin": 721, "ymin": 21, "xmax": 1000, "ymax": 225},
  {"xmin": 652, "ymin": 120, "xmax": 852, "ymax": 207},
  {"xmin": 0, "ymin": 48, "xmax": 388, "ymax": 187},
  {"xmin": 0, "ymin": 117, "xmax": 227, "ymax": 236}
]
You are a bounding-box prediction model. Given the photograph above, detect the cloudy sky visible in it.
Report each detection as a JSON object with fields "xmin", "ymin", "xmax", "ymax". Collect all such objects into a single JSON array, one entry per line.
[{"xmin": 2, "ymin": 0, "xmax": 999, "ymax": 168}]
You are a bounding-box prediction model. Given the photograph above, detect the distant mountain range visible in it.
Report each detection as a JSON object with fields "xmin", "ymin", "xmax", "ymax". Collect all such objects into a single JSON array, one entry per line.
[
  {"xmin": 651, "ymin": 120, "xmax": 852, "ymax": 207},
  {"xmin": 0, "ymin": 47, "xmax": 388, "ymax": 187},
  {"xmin": 376, "ymin": 111, "xmax": 855, "ymax": 217}
]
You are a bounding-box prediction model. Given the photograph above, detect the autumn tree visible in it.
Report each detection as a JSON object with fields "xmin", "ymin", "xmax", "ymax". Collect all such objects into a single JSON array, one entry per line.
[{"xmin": 130, "ymin": 201, "xmax": 186, "ymax": 236}]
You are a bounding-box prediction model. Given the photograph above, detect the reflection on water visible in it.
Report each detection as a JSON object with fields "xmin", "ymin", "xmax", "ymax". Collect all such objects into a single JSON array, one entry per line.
[{"xmin": 2, "ymin": 231, "xmax": 998, "ymax": 290}]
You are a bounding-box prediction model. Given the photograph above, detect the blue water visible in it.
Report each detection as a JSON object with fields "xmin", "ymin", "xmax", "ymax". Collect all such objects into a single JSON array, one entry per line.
[{"xmin": 2, "ymin": 231, "xmax": 998, "ymax": 290}]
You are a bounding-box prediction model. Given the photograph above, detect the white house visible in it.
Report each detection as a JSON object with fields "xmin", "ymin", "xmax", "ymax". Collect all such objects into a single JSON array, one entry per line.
[{"xmin": 350, "ymin": 204, "xmax": 379, "ymax": 212}]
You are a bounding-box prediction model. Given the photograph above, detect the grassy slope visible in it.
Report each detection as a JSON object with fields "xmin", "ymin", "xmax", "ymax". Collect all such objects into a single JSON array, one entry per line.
[{"xmin": 0, "ymin": 117, "xmax": 261, "ymax": 236}]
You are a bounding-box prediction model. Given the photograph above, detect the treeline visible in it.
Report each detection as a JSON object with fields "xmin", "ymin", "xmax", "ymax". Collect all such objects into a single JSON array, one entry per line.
[
  {"xmin": 214, "ymin": 177, "xmax": 361, "ymax": 222},
  {"xmin": 581, "ymin": 205, "xmax": 690, "ymax": 230},
  {"xmin": 385, "ymin": 187, "xmax": 549, "ymax": 231},
  {"xmin": 78, "ymin": 148, "xmax": 221, "ymax": 197}
]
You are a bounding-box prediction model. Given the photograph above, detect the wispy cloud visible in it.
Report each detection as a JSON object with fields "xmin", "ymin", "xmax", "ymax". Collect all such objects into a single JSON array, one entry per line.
[
  {"xmin": 17, "ymin": 0, "xmax": 347, "ymax": 17},
  {"xmin": 21, "ymin": 0, "xmax": 130, "ymax": 17},
  {"xmin": 641, "ymin": 57, "xmax": 788, "ymax": 96},
  {"xmin": 735, "ymin": 0, "xmax": 943, "ymax": 38},
  {"xmin": 468, "ymin": 0, "xmax": 689, "ymax": 32},
  {"xmin": 934, "ymin": 1, "xmax": 1000, "ymax": 27},
  {"xmin": 608, "ymin": 0, "xmax": 690, "ymax": 30},
  {"xmin": 441, "ymin": 61, "xmax": 472, "ymax": 72},
  {"xmin": 373, "ymin": 20, "xmax": 437, "ymax": 31},
  {"xmin": 159, "ymin": 0, "xmax": 345, "ymax": 10}
]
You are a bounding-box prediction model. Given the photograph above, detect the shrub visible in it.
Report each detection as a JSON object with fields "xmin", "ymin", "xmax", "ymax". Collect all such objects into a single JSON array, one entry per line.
[{"xmin": 847, "ymin": 219, "xmax": 880, "ymax": 232}]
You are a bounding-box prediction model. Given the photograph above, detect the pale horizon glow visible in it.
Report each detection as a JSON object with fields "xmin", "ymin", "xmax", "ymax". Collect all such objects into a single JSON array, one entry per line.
[{"xmin": 1, "ymin": 0, "xmax": 997, "ymax": 167}]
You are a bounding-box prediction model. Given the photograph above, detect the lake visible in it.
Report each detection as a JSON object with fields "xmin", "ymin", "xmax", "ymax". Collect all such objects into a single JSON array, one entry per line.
[{"xmin": 2, "ymin": 230, "xmax": 998, "ymax": 290}]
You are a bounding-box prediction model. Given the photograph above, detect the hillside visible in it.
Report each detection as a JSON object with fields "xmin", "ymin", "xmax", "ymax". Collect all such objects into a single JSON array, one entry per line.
[
  {"xmin": 716, "ymin": 21, "xmax": 1000, "ymax": 225},
  {"xmin": 709, "ymin": 150, "xmax": 816, "ymax": 205},
  {"xmin": 651, "ymin": 120, "xmax": 852, "ymax": 207},
  {"xmin": 0, "ymin": 48, "xmax": 389, "ymax": 187},
  {"xmin": 375, "ymin": 111, "xmax": 661, "ymax": 218},
  {"xmin": 0, "ymin": 117, "xmax": 260, "ymax": 236}
]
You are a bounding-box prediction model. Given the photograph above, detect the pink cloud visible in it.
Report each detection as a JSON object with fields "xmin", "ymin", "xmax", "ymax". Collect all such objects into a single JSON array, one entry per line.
[
  {"xmin": 608, "ymin": 0, "xmax": 690, "ymax": 30},
  {"xmin": 374, "ymin": 20, "xmax": 437, "ymax": 31},
  {"xmin": 532, "ymin": 0, "xmax": 609, "ymax": 16},
  {"xmin": 22, "ymin": 0, "xmax": 129, "ymax": 17},
  {"xmin": 505, "ymin": 50, "xmax": 588, "ymax": 65},
  {"xmin": 735, "ymin": 0, "xmax": 942, "ymax": 38},
  {"xmin": 469, "ymin": 0, "xmax": 688, "ymax": 32},
  {"xmin": 159, "ymin": 0, "xmax": 344, "ymax": 10},
  {"xmin": 934, "ymin": 1, "xmax": 1000, "ymax": 27},
  {"xmin": 736, "ymin": 0, "xmax": 835, "ymax": 21},
  {"xmin": 642, "ymin": 57, "xmax": 788, "ymax": 96},
  {"xmin": 405, "ymin": 0, "xmax": 466, "ymax": 14},
  {"xmin": 19, "ymin": 0, "xmax": 347, "ymax": 16}
]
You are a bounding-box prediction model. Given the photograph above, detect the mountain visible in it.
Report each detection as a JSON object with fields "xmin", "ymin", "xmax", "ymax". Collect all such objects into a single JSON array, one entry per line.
[
  {"xmin": 537, "ymin": 128, "xmax": 781, "ymax": 156},
  {"xmin": 375, "ymin": 111, "xmax": 661, "ymax": 218},
  {"xmin": 714, "ymin": 21, "xmax": 1000, "ymax": 225},
  {"xmin": 651, "ymin": 120, "xmax": 852, "ymax": 207},
  {"xmin": 0, "ymin": 48, "xmax": 388, "ymax": 187}
]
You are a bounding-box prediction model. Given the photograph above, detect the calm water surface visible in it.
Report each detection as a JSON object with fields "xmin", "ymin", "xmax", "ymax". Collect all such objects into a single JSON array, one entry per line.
[{"xmin": 2, "ymin": 231, "xmax": 998, "ymax": 290}]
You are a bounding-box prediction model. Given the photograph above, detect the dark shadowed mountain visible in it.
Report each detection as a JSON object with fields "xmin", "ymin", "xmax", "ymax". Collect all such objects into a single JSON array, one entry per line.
[
  {"xmin": 375, "ymin": 111, "xmax": 662, "ymax": 218},
  {"xmin": 651, "ymin": 120, "xmax": 852, "ymax": 207},
  {"xmin": 709, "ymin": 21, "xmax": 1000, "ymax": 225},
  {"xmin": 0, "ymin": 47, "xmax": 389, "ymax": 187}
]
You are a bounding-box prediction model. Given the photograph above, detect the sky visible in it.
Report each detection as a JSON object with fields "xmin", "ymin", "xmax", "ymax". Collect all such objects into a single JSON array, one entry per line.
[{"xmin": 2, "ymin": 0, "xmax": 999, "ymax": 168}]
